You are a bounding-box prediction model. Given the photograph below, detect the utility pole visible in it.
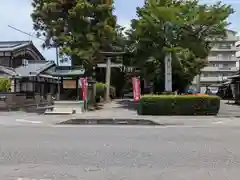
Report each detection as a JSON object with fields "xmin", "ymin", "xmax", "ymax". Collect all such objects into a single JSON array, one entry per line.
[
  {"xmin": 196, "ymin": 74, "xmax": 201, "ymax": 93},
  {"xmin": 55, "ymin": 46, "xmax": 61, "ymax": 100}
]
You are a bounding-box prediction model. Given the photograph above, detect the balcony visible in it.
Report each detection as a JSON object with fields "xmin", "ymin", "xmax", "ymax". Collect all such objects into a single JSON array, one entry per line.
[
  {"xmin": 201, "ymin": 66, "xmax": 238, "ymax": 72},
  {"xmin": 208, "ymin": 56, "xmax": 237, "ymax": 62},
  {"xmin": 192, "ymin": 76, "xmax": 229, "ymax": 84},
  {"xmin": 209, "ymin": 36, "xmax": 240, "ymax": 42},
  {"xmin": 211, "ymin": 46, "xmax": 240, "ymax": 52}
]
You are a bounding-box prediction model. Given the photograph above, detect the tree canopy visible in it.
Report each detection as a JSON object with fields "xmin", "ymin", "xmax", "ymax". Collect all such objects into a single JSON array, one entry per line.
[
  {"xmin": 31, "ymin": 0, "xmax": 116, "ymax": 65},
  {"xmin": 31, "ymin": 0, "xmax": 234, "ymax": 93},
  {"xmin": 126, "ymin": 0, "xmax": 234, "ymax": 92}
]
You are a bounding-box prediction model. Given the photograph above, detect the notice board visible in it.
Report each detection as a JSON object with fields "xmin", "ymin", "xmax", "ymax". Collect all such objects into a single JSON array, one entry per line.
[{"xmin": 63, "ymin": 80, "xmax": 76, "ymax": 89}]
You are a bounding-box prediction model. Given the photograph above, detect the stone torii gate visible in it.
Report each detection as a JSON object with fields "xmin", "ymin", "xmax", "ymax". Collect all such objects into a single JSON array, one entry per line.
[{"xmin": 99, "ymin": 51, "xmax": 125, "ymax": 101}]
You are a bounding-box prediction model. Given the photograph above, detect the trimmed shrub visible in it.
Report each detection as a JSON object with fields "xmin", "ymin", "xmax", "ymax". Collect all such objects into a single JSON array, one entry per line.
[
  {"xmin": 96, "ymin": 82, "xmax": 116, "ymax": 99},
  {"xmin": 138, "ymin": 95, "xmax": 220, "ymax": 115}
]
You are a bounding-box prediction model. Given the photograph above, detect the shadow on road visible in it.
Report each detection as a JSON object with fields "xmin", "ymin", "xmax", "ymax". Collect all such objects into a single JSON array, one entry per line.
[{"xmin": 114, "ymin": 99, "xmax": 138, "ymax": 111}]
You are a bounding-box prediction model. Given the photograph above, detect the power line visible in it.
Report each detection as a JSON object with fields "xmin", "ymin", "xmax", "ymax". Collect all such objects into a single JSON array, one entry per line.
[
  {"xmin": 8, "ymin": 25, "xmax": 45, "ymax": 41},
  {"xmin": 8, "ymin": 24, "xmax": 60, "ymax": 64}
]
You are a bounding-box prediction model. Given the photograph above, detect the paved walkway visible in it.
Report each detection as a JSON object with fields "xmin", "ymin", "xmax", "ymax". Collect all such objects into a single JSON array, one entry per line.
[
  {"xmin": 218, "ymin": 100, "xmax": 240, "ymax": 117},
  {"xmin": 69, "ymin": 99, "xmax": 240, "ymax": 126}
]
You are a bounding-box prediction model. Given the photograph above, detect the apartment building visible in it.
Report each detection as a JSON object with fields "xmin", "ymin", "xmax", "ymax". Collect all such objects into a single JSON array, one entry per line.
[{"xmin": 192, "ymin": 30, "xmax": 240, "ymax": 93}]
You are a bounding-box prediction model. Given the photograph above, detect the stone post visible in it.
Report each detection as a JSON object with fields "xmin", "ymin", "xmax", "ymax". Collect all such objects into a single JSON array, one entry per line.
[
  {"xmin": 47, "ymin": 93, "xmax": 53, "ymax": 105},
  {"xmin": 35, "ymin": 93, "xmax": 41, "ymax": 105},
  {"xmin": 92, "ymin": 83, "xmax": 96, "ymax": 104}
]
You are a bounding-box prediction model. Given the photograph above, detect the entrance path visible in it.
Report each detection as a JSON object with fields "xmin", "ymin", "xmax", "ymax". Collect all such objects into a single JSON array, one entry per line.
[{"xmin": 218, "ymin": 100, "xmax": 240, "ymax": 117}]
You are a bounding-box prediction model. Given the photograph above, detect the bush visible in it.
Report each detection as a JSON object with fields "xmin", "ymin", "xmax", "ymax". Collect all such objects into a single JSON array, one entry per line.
[
  {"xmin": 161, "ymin": 91, "xmax": 176, "ymax": 95},
  {"xmin": 0, "ymin": 78, "xmax": 11, "ymax": 92},
  {"xmin": 138, "ymin": 95, "xmax": 220, "ymax": 115},
  {"xmin": 96, "ymin": 82, "xmax": 116, "ymax": 100},
  {"xmin": 96, "ymin": 82, "xmax": 106, "ymax": 98}
]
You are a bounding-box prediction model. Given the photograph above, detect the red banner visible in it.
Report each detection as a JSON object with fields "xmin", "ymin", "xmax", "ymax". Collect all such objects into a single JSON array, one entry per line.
[
  {"xmin": 80, "ymin": 77, "xmax": 87, "ymax": 101},
  {"xmin": 132, "ymin": 77, "xmax": 141, "ymax": 102}
]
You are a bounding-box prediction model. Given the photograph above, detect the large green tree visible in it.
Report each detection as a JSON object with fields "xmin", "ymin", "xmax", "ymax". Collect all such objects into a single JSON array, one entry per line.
[
  {"xmin": 31, "ymin": 0, "xmax": 116, "ymax": 66},
  {"xmin": 126, "ymin": 0, "xmax": 233, "ymax": 92}
]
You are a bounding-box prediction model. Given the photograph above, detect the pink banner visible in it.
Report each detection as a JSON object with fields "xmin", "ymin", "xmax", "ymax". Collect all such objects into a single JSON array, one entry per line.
[
  {"xmin": 132, "ymin": 77, "xmax": 141, "ymax": 102},
  {"xmin": 80, "ymin": 77, "xmax": 87, "ymax": 101}
]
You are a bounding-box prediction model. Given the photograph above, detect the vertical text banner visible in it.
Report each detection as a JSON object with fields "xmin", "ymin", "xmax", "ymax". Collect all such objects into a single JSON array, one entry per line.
[
  {"xmin": 80, "ymin": 77, "xmax": 87, "ymax": 101},
  {"xmin": 132, "ymin": 77, "xmax": 141, "ymax": 102}
]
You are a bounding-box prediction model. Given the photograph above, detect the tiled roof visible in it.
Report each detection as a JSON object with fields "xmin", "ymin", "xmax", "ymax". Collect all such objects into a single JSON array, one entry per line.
[
  {"xmin": 49, "ymin": 69, "xmax": 85, "ymax": 76},
  {"xmin": 15, "ymin": 60, "xmax": 55, "ymax": 77},
  {"xmin": 0, "ymin": 41, "xmax": 46, "ymax": 60},
  {"xmin": 0, "ymin": 41, "xmax": 31, "ymax": 52},
  {"xmin": 0, "ymin": 65, "xmax": 18, "ymax": 77},
  {"xmin": 46, "ymin": 66, "xmax": 85, "ymax": 76}
]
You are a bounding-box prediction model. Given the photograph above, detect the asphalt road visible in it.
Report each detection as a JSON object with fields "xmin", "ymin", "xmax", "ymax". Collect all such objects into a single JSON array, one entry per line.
[{"xmin": 0, "ymin": 125, "xmax": 240, "ymax": 180}]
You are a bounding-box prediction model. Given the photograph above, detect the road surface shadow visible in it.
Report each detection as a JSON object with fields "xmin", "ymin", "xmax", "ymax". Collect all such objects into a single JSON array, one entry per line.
[
  {"xmin": 114, "ymin": 99, "xmax": 138, "ymax": 111},
  {"xmin": 58, "ymin": 118, "xmax": 168, "ymax": 125}
]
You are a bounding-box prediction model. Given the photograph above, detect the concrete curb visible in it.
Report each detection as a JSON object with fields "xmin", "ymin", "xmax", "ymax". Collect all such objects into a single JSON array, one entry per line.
[
  {"xmin": 215, "ymin": 115, "xmax": 240, "ymax": 118},
  {"xmin": 44, "ymin": 112, "xmax": 75, "ymax": 115},
  {"xmin": 57, "ymin": 118, "xmax": 184, "ymax": 126}
]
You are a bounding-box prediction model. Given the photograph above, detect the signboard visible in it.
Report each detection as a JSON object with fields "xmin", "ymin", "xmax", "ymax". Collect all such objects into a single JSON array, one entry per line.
[
  {"xmin": 80, "ymin": 77, "xmax": 87, "ymax": 101},
  {"xmin": 132, "ymin": 77, "xmax": 141, "ymax": 102},
  {"xmin": 63, "ymin": 80, "xmax": 76, "ymax": 89}
]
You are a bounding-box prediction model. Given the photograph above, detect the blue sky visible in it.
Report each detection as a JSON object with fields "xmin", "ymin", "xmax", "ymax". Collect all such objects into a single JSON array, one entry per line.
[{"xmin": 0, "ymin": 0, "xmax": 239, "ymax": 61}]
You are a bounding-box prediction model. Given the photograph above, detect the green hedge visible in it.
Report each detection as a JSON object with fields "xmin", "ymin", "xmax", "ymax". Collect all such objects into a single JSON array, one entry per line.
[{"xmin": 138, "ymin": 95, "xmax": 220, "ymax": 115}]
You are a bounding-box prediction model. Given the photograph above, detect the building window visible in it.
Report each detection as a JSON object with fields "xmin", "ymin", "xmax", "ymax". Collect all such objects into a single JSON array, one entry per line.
[{"xmin": 210, "ymin": 63, "xmax": 218, "ymax": 67}]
